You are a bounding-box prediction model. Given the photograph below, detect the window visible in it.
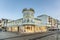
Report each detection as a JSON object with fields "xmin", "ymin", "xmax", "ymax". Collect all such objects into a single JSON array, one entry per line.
[
  {"xmin": 31, "ymin": 19, "xmax": 34, "ymax": 23},
  {"xmin": 22, "ymin": 19, "xmax": 26, "ymax": 23},
  {"xmin": 27, "ymin": 19, "xmax": 29, "ymax": 22},
  {"xmin": 26, "ymin": 27, "xmax": 30, "ymax": 29}
]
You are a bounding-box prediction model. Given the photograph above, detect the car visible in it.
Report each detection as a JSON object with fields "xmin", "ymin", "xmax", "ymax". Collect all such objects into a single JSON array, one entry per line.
[{"xmin": 49, "ymin": 29, "xmax": 59, "ymax": 31}]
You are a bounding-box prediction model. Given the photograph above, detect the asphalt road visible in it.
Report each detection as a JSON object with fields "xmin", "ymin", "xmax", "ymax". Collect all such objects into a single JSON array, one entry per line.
[{"xmin": 0, "ymin": 31, "xmax": 59, "ymax": 40}]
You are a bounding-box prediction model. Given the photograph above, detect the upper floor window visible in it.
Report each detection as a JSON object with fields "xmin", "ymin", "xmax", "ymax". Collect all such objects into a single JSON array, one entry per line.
[{"xmin": 27, "ymin": 19, "xmax": 29, "ymax": 22}]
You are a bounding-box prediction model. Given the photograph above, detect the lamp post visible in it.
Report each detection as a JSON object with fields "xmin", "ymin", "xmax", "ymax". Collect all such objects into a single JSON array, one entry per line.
[{"xmin": 56, "ymin": 20, "xmax": 59, "ymax": 40}]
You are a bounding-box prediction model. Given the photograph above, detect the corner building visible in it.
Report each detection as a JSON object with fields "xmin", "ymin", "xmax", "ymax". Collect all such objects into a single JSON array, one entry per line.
[{"xmin": 6, "ymin": 8, "xmax": 58, "ymax": 33}]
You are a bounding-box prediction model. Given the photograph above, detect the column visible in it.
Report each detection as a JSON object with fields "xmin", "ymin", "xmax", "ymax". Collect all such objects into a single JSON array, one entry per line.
[{"xmin": 18, "ymin": 26, "xmax": 19, "ymax": 32}]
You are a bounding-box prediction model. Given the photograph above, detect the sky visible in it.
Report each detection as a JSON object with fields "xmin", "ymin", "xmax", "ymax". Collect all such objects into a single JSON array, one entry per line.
[{"xmin": 0, "ymin": 0, "xmax": 60, "ymax": 20}]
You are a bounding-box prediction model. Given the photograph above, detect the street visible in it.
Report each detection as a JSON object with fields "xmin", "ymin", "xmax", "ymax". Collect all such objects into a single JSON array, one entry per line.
[
  {"xmin": 0, "ymin": 31, "xmax": 60, "ymax": 40},
  {"xmin": 0, "ymin": 32, "xmax": 21, "ymax": 39}
]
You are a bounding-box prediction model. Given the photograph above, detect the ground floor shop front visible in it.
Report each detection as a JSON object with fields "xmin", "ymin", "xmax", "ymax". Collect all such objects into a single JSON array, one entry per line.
[{"xmin": 6, "ymin": 25, "xmax": 47, "ymax": 33}]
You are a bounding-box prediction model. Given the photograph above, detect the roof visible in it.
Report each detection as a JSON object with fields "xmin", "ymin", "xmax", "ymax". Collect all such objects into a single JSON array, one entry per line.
[
  {"xmin": 22, "ymin": 8, "xmax": 35, "ymax": 13},
  {"xmin": 7, "ymin": 18, "xmax": 23, "ymax": 23},
  {"xmin": 37, "ymin": 14, "xmax": 49, "ymax": 17},
  {"xmin": 34, "ymin": 18, "xmax": 41, "ymax": 21}
]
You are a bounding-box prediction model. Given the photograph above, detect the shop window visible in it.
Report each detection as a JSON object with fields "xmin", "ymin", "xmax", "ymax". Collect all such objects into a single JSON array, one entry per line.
[
  {"xmin": 26, "ymin": 27, "xmax": 30, "ymax": 29},
  {"xmin": 12, "ymin": 27, "xmax": 18, "ymax": 32}
]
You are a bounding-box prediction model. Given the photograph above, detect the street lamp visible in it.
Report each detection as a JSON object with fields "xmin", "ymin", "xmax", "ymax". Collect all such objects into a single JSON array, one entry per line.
[{"xmin": 56, "ymin": 20, "xmax": 59, "ymax": 40}]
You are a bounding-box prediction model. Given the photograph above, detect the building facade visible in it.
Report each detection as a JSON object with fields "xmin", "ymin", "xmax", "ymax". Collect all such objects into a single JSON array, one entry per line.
[
  {"xmin": 0, "ymin": 19, "xmax": 9, "ymax": 31},
  {"xmin": 3, "ymin": 8, "xmax": 60, "ymax": 33}
]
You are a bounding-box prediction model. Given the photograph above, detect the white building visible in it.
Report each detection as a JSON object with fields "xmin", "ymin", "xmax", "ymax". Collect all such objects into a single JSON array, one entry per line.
[{"xmin": 3, "ymin": 8, "xmax": 59, "ymax": 33}]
